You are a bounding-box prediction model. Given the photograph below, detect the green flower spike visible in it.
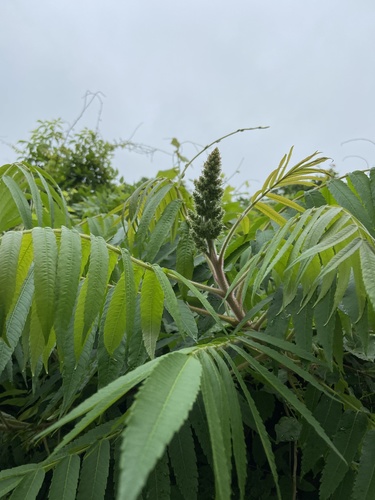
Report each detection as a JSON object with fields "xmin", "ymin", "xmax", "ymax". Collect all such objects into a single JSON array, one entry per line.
[{"xmin": 189, "ymin": 148, "xmax": 225, "ymax": 253}]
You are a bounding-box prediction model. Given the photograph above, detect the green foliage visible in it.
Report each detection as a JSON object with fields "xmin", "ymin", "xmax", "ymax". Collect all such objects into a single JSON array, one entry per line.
[
  {"xmin": 17, "ymin": 119, "xmax": 118, "ymax": 196},
  {"xmin": 1, "ymin": 142, "xmax": 375, "ymax": 499}
]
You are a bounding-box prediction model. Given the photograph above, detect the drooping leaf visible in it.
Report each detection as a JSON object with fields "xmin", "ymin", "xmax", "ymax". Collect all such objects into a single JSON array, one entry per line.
[
  {"xmin": 54, "ymin": 227, "xmax": 82, "ymax": 359},
  {"xmin": 255, "ymin": 201, "xmax": 287, "ymax": 226},
  {"xmin": 146, "ymin": 199, "xmax": 182, "ymax": 262},
  {"xmin": 122, "ymin": 248, "xmax": 136, "ymax": 342},
  {"xmin": 118, "ymin": 352, "xmax": 202, "ymax": 500},
  {"xmin": 352, "ymin": 429, "xmax": 375, "ymax": 500},
  {"xmin": 140, "ymin": 269, "xmax": 164, "ymax": 358},
  {"xmin": 197, "ymin": 350, "xmax": 232, "ymax": 500},
  {"xmin": 0, "ymin": 267, "xmax": 34, "ymax": 375},
  {"xmin": 2, "ymin": 175, "xmax": 33, "ymax": 229},
  {"xmin": 8, "ymin": 468, "xmax": 45, "ymax": 500},
  {"xmin": 168, "ymin": 421, "xmax": 198, "ymax": 500},
  {"xmin": 97, "ymin": 288, "xmax": 126, "ymax": 388},
  {"xmin": 328, "ymin": 177, "xmax": 375, "ymax": 236},
  {"xmin": 73, "ymin": 235, "xmax": 110, "ymax": 358},
  {"xmin": 178, "ymin": 300, "xmax": 198, "ymax": 341},
  {"xmin": 230, "ymin": 344, "xmax": 346, "ymax": 464},
  {"xmin": 76, "ymin": 440, "xmax": 110, "ymax": 500},
  {"xmin": 290, "ymin": 289, "xmax": 314, "ymax": 351},
  {"xmin": 360, "ymin": 241, "xmax": 375, "ymax": 310},
  {"xmin": 314, "ymin": 286, "xmax": 337, "ymax": 368},
  {"xmin": 301, "ymin": 394, "xmax": 342, "ymax": 475},
  {"xmin": 143, "ymin": 451, "xmax": 171, "ymax": 500},
  {"xmin": 176, "ymin": 221, "xmax": 195, "ymax": 299},
  {"xmin": 153, "ymin": 264, "xmax": 185, "ymax": 337},
  {"xmin": 134, "ymin": 182, "xmax": 173, "ymax": 251},
  {"xmin": 36, "ymin": 357, "xmax": 162, "ymax": 451},
  {"xmin": 320, "ymin": 411, "xmax": 368, "ymax": 500},
  {"xmin": 169, "ymin": 269, "xmax": 224, "ymax": 329},
  {"xmin": 0, "ymin": 476, "xmax": 23, "ymax": 498},
  {"xmin": 0, "ymin": 231, "xmax": 22, "ymax": 334},
  {"xmin": 103, "ymin": 274, "xmax": 127, "ymax": 355},
  {"xmin": 32, "ymin": 227, "xmax": 58, "ymax": 342},
  {"xmin": 209, "ymin": 349, "xmax": 247, "ymax": 500},
  {"xmin": 61, "ymin": 318, "xmax": 97, "ymax": 413},
  {"xmin": 221, "ymin": 348, "xmax": 281, "ymax": 500},
  {"xmin": 49, "ymin": 454, "xmax": 81, "ymax": 500},
  {"xmin": 29, "ymin": 296, "xmax": 46, "ymax": 374}
]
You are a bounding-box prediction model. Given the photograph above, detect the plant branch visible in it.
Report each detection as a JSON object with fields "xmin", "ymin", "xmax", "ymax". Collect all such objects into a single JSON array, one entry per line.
[
  {"xmin": 179, "ymin": 126, "xmax": 269, "ymax": 180},
  {"xmin": 188, "ymin": 305, "xmax": 238, "ymax": 326}
]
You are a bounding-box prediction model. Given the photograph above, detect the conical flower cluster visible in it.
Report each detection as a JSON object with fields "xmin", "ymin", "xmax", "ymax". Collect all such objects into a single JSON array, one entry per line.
[{"xmin": 189, "ymin": 148, "xmax": 224, "ymax": 253}]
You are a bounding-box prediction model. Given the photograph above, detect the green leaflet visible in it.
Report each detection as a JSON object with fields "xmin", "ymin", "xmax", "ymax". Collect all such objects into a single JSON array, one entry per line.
[
  {"xmin": 32, "ymin": 227, "xmax": 58, "ymax": 342},
  {"xmin": 290, "ymin": 289, "xmax": 314, "ymax": 352},
  {"xmin": 169, "ymin": 269, "xmax": 224, "ymax": 329},
  {"xmin": 229, "ymin": 344, "xmax": 346, "ymax": 464},
  {"xmin": 0, "ymin": 231, "xmax": 22, "ymax": 335},
  {"xmin": 0, "ymin": 464, "xmax": 40, "ymax": 481},
  {"xmin": 2, "ymin": 175, "xmax": 33, "ymax": 229},
  {"xmin": 301, "ymin": 394, "xmax": 342, "ymax": 475},
  {"xmin": 134, "ymin": 183, "xmax": 173, "ymax": 252},
  {"xmin": 152, "ymin": 264, "xmax": 185, "ymax": 338},
  {"xmin": 168, "ymin": 421, "xmax": 198, "ymax": 500},
  {"xmin": 19, "ymin": 164, "xmax": 44, "ymax": 226},
  {"xmin": 141, "ymin": 269, "xmax": 164, "ymax": 358},
  {"xmin": 306, "ymin": 239, "xmax": 362, "ymax": 314},
  {"xmin": 7, "ymin": 468, "xmax": 45, "ymax": 500},
  {"xmin": 145, "ymin": 198, "xmax": 182, "ymax": 262},
  {"xmin": 84, "ymin": 235, "xmax": 110, "ymax": 339},
  {"xmin": 251, "ymin": 216, "xmax": 296, "ymax": 296},
  {"xmin": 103, "ymin": 274, "xmax": 127, "ymax": 355},
  {"xmin": 352, "ymin": 429, "xmax": 375, "ymax": 500},
  {"xmin": 178, "ymin": 300, "xmax": 198, "ymax": 341},
  {"xmin": 49, "ymin": 454, "xmax": 81, "ymax": 500},
  {"xmin": 73, "ymin": 235, "xmax": 109, "ymax": 358},
  {"xmin": 0, "ymin": 267, "xmax": 34, "ymax": 375},
  {"xmin": 14, "ymin": 233, "xmax": 34, "ymax": 297},
  {"xmin": 118, "ymin": 352, "xmax": 202, "ymax": 500},
  {"xmin": 314, "ymin": 287, "xmax": 336, "ymax": 368},
  {"xmin": 240, "ymin": 337, "xmax": 334, "ymax": 400},
  {"xmin": 320, "ymin": 411, "xmax": 368, "ymax": 500},
  {"xmin": 360, "ymin": 241, "xmax": 375, "ymax": 310},
  {"xmin": 197, "ymin": 350, "xmax": 232, "ymax": 500},
  {"xmin": 61, "ymin": 318, "xmax": 97, "ymax": 414},
  {"xmin": 209, "ymin": 349, "xmax": 247, "ymax": 500},
  {"xmin": 0, "ymin": 476, "xmax": 23, "ymax": 498},
  {"xmin": 328, "ymin": 178, "xmax": 375, "ymax": 236},
  {"xmin": 221, "ymin": 348, "xmax": 281, "ymax": 500},
  {"xmin": 29, "ymin": 296, "xmax": 46, "ymax": 374},
  {"xmin": 0, "ymin": 170, "xmax": 21, "ymax": 232},
  {"xmin": 36, "ymin": 357, "xmax": 162, "ymax": 450},
  {"xmin": 98, "ymin": 288, "xmax": 126, "ymax": 388},
  {"xmin": 254, "ymin": 201, "xmax": 287, "ymax": 226},
  {"xmin": 122, "ymin": 248, "xmax": 136, "ymax": 342},
  {"xmin": 143, "ymin": 451, "xmax": 171, "ymax": 499},
  {"xmin": 76, "ymin": 440, "xmax": 110, "ymax": 500},
  {"xmin": 348, "ymin": 170, "xmax": 375, "ymax": 224},
  {"xmin": 291, "ymin": 224, "xmax": 360, "ymax": 267},
  {"xmin": 189, "ymin": 394, "xmax": 213, "ymax": 467},
  {"xmin": 54, "ymin": 227, "xmax": 82, "ymax": 357},
  {"xmin": 176, "ymin": 221, "xmax": 195, "ymax": 299},
  {"xmin": 255, "ymin": 319, "xmax": 311, "ymax": 353}
]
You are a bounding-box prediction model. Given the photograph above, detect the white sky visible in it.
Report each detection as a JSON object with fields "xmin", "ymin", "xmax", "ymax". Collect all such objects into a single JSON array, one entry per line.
[{"xmin": 1, "ymin": 0, "xmax": 375, "ymax": 192}]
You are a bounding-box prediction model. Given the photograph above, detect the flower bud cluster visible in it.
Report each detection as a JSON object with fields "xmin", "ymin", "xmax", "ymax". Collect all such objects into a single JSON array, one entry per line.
[{"xmin": 188, "ymin": 148, "xmax": 224, "ymax": 253}]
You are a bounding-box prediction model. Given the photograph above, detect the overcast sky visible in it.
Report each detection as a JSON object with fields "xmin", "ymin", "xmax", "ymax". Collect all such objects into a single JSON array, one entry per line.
[{"xmin": 1, "ymin": 0, "xmax": 375, "ymax": 191}]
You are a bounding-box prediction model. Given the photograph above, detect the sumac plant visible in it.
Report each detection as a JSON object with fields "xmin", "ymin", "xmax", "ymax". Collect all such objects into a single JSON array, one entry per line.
[{"xmin": 0, "ymin": 144, "xmax": 375, "ymax": 500}]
